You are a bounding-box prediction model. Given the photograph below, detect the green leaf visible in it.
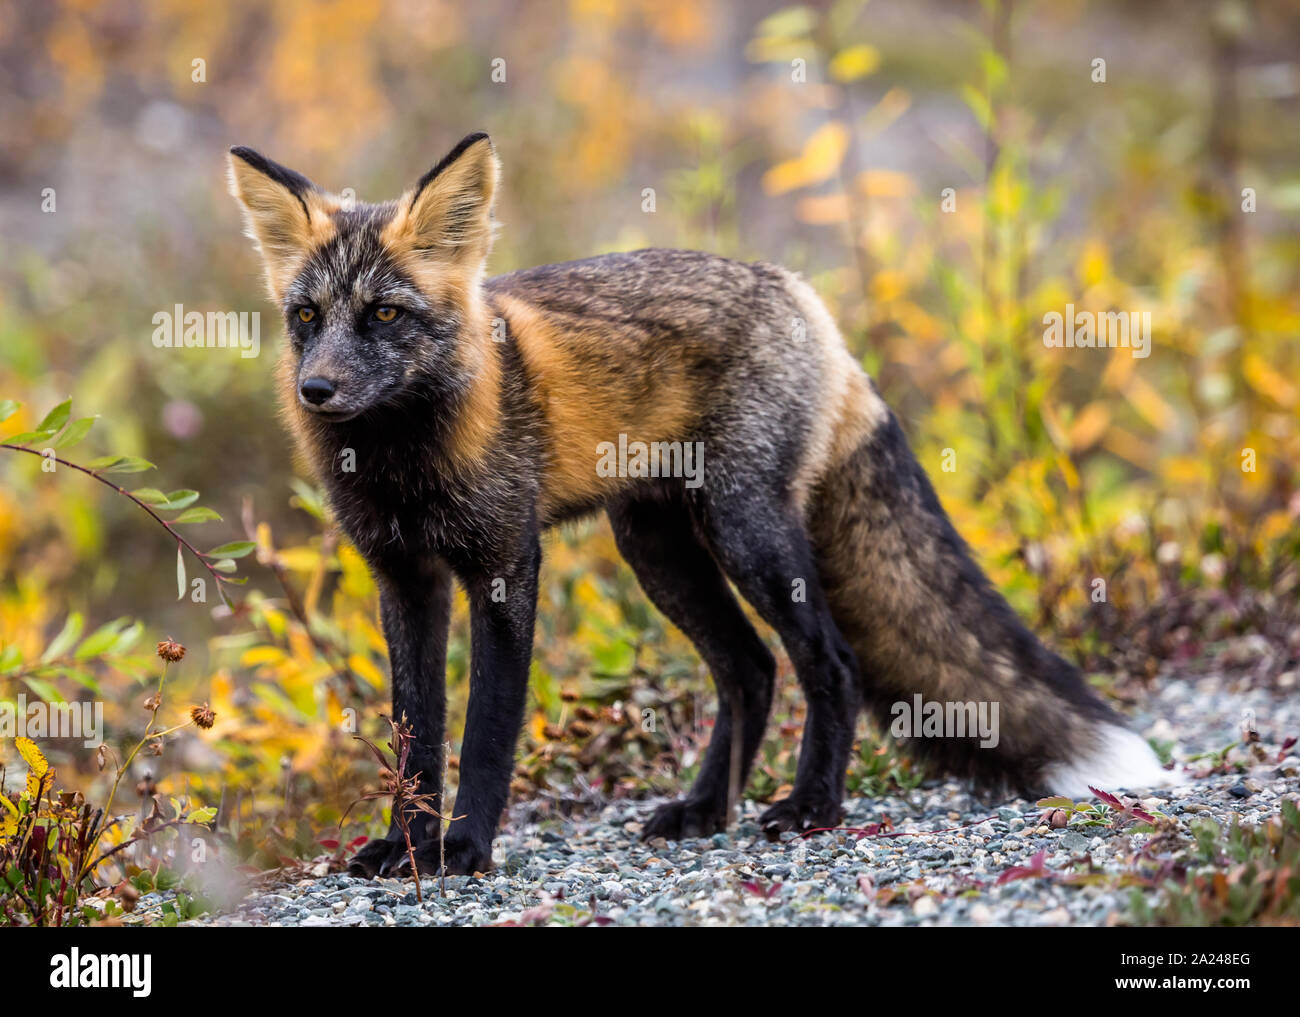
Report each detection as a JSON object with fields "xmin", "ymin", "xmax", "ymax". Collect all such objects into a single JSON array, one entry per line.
[
  {"xmin": 22, "ymin": 676, "xmax": 64, "ymax": 702},
  {"xmin": 0, "ymin": 644, "xmax": 21, "ymax": 671},
  {"xmin": 110, "ymin": 620, "xmax": 143, "ymax": 654},
  {"xmin": 40, "ymin": 613, "xmax": 84, "ymax": 663},
  {"xmin": 186, "ymin": 807, "xmax": 218, "ymax": 825},
  {"xmin": 160, "ymin": 490, "xmax": 200, "ymax": 511},
  {"xmin": 84, "ymin": 455, "xmax": 125, "ymax": 470},
  {"xmin": 51, "ymin": 416, "xmax": 96, "ymax": 450},
  {"xmin": 61, "ymin": 669, "xmax": 101, "ymax": 694},
  {"xmin": 206, "ymin": 541, "xmax": 255, "ymax": 559},
  {"xmin": 98, "ymin": 456, "xmax": 155, "ymax": 474},
  {"xmin": 130, "ymin": 488, "xmax": 169, "ymax": 505},
  {"xmin": 2, "ymin": 430, "xmax": 56, "ymax": 446},
  {"xmin": 172, "ymin": 507, "xmax": 222, "ymax": 524},
  {"xmin": 177, "ymin": 546, "xmax": 187, "ymax": 600},
  {"xmin": 210, "ymin": 558, "xmax": 237, "ymax": 573},
  {"xmin": 0, "ymin": 400, "xmax": 19, "ymax": 424},
  {"xmin": 35, "ymin": 398, "xmax": 72, "ymax": 435},
  {"xmin": 75, "ymin": 618, "xmax": 130, "ymax": 660},
  {"xmin": 288, "ymin": 478, "xmax": 326, "ymax": 521}
]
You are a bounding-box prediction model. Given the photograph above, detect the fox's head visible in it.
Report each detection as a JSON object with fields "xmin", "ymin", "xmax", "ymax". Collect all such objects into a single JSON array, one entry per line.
[{"xmin": 227, "ymin": 133, "xmax": 499, "ymax": 423}]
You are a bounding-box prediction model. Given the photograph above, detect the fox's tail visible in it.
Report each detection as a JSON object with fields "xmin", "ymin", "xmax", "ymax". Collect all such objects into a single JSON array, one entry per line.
[{"xmin": 808, "ymin": 392, "xmax": 1171, "ymax": 799}]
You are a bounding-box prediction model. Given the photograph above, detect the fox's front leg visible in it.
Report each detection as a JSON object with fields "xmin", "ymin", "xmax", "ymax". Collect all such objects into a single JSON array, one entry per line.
[
  {"xmin": 348, "ymin": 558, "xmax": 452, "ymax": 877},
  {"xmin": 415, "ymin": 534, "xmax": 541, "ymax": 876}
]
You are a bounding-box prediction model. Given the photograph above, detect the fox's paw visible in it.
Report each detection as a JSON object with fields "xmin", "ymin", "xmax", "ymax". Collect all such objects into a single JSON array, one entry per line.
[
  {"xmin": 347, "ymin": 837, "xmax": 410, "ymax": 878},
  {"xmin": 392, "ymin": 837, "xmax": 493, "ymax": 877},
  {"xmin": 641, "ymin": 797, "xmax": 728, "ymax": 841},
  {"xmin": 759, "ymin": 793, "xmax": 844, "ymax": 841}
]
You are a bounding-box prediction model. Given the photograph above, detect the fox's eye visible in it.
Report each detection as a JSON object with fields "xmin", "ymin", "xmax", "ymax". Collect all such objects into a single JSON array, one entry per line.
[
  {"xmin": 374, "ymin": 306, "xmax": 400, "ymax": 323},
  {"xmin": 297, "ymin": 307, "xmax": 316, "ymax": 323}
]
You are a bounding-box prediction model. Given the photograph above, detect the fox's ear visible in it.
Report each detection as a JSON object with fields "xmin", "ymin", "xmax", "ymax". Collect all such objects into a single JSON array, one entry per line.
[
  {"xmin": 227, "ymin": 147, "xmax": 331, "ymax": 297},
  {"xmin": 391, "ymin": 132, "xmax": 499, "ymax": 262}
]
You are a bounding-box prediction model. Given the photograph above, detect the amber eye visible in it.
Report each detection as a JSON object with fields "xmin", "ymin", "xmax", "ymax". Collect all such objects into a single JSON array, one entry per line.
[
  {"xmin": 374, "ymin": 306, "xmax": 399, "ymax": 323},
  {"xmin": 297, "ymin": 307, "xmax": 315, "ymax": 323}
]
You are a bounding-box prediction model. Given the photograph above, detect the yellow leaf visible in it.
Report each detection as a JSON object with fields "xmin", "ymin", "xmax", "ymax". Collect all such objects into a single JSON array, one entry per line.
[
  {"xmin": 1101, "ymin": 426, "xmax": 1154, "ymax": 468},
  {"xmin": 1125, "ymin": 374, "xmax": 1177, "ymax": 431},
  {"xmin": 17, "ymin": 737, "xmax": 49, "ymax": 801},
  {"xmin": 276, "ymin": 547, "xmax": 322, "ymax": 572},
  {"xmin": 796, "ymin": 193, "xmax": 849, "ymax": 224},
  {"xmin": 240, "ymin": 646, "xmax": 287, "ymax": 668},
  {"xmin": 856, "ymin": 169, "xmax": 913, "ymax": 198},
  {"xmin": 829, "ymin": 44, "xmax": 879, "ymax": 82},
  {"xmin": 16, "ymin": 737, "xmax": 47, "ymax": 778},
  {"xmin": 338, "ymin": 543, "xmax": 374, "ymax": 599},
  {"xmin": 1068, "ymin": 402, "xmax": 1111, "ymax": 451},
  {"xmin": 348, "ymin": 653, "xmax": 386, "ymax": 689},
  {"xmin": 1076, "ymin": 239, "xmax": 1110, "ymax": 288},
  {"xmin": 1056, "ymin": 453, "xmax": 1081, "ymax": 492},
  {"xmin": 1160, "ymin": 457, "xmax": 1209, "ymax": 487},
  {"xmin": 1244, "ymin": 352, "xmax": 1298, "ymax": 408},
  {"xmin": 762, "ymin": 121, "xmax": 849, "ymax": 195},
  {"xmin": 870, "ymin": 270, "xmax": 906, "ymax": 303}
]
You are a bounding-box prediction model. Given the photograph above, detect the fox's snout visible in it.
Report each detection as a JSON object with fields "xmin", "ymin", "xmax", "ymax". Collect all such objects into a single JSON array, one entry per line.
[
  {"xmin": 299, "ymin": 375, "xmax": 337, "ymax": 406},
  {"xmin": 295, "ymin": 363, "xmax": 366, "ymax": 419}
]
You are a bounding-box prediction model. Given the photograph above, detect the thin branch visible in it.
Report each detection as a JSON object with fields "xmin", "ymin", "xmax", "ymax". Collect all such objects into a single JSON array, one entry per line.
[{"xmin": 0, "ymin": 443, "xmax": 234, "ymax": 598}]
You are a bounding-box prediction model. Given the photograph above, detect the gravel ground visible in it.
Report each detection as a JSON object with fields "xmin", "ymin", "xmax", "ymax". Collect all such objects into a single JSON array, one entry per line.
[{"xmin": 177, "ymin": 672, "xmax": 1299, "ymax": 927}]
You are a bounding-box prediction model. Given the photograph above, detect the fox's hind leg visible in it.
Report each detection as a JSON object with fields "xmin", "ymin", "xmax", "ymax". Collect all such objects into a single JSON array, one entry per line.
[
  {"xmin": 608, "ymin": 497, "xmax": 776, "ymax": 839},
  {"xmin": 696, "ymin": 492, "xmax": 861, "ymax": 838}
]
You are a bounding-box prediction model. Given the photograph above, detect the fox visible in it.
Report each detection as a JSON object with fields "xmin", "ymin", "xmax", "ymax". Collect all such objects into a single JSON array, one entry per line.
[{"xmin": 227, "ymin": 131, "xmax": 1170, "ymax": 877}]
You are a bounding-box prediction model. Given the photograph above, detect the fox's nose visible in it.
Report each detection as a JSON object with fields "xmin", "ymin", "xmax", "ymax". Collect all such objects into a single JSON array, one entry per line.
[{"xmin": 299, "ymin": 376, "xmax": 336, "ymax": 405}]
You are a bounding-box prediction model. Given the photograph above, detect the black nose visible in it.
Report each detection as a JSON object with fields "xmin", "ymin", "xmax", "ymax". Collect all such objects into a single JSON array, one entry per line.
[{"xmin": 299, "ymin": 376, "xmax": 336, "ymax": 405}]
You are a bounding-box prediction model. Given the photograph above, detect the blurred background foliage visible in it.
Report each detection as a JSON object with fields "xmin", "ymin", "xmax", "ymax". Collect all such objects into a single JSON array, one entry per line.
[{"xmin": 1, "ymin": 0, "xmax": 1298, "ymax": 882}]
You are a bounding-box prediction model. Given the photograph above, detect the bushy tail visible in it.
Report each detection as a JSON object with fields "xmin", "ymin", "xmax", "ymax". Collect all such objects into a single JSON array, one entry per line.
[{"xmin": 809, "ymin": 398, "xmax": 1170, "ymax": 798}]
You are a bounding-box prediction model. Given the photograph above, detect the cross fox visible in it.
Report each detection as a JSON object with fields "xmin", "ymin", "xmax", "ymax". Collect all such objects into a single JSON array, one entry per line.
[{"xmin": 228, "ymin": 132, "xmax": 1169, "ymax": 876}]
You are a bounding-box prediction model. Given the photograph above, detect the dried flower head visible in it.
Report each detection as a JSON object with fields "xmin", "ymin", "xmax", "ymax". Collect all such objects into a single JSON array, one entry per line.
[
  {"xmin": 190, "ymin": 703, "xmax": 215, "ymax": 729},
  {"xmin": 156, "ymin": 638, "xmax": 186, "ymax": 663},
  {"xmin": 143, "ymin": 693, "xmax": 161, "ymax": 713}
]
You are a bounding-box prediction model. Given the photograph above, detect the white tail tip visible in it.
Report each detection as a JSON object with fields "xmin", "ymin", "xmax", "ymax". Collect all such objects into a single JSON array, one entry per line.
[{"xmin": 1043, "ymin": 724, "xmax": 1175, "ymax": 799}]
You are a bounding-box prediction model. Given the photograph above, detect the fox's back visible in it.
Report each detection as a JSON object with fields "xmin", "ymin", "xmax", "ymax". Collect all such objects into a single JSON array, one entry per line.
[{"xmin": 486, "ymin": 249, "xmax": 873, "ymax": 521}]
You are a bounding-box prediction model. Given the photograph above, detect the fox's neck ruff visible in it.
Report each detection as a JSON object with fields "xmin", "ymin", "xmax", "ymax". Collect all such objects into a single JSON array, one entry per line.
[{"xmin": 438, "ymin": 293, "xmax": 502, "ymax": 469}]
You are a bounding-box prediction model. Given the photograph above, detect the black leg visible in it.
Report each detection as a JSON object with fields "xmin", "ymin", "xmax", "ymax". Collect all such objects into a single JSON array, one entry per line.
[
  {"xmin": 698, "ymin": 496, "xmax": 860, "ymax": 837},
  {"xmin": 349, "ymin": 557, "xmax": 453, "ymax": 876},
  {"xmin": 406, "ymin": 531, "xmax": 541, "ymax": 876},
  {"xmin": 608, "ymin": 497, "xmax": 775, "ymax": 839}
]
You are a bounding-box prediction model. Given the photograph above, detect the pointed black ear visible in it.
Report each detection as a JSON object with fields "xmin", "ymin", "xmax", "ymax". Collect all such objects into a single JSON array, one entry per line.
[
  {"xmin": 228, "ymin": 147, "xmax": 317, "ymax": 213},
  {"xmin": 389, "ymin": 133, "xmax": 499, "ymax": 260},
  {"xmin": 227, "ymin": 147, "xmax": 330, "ymax": 297}
]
